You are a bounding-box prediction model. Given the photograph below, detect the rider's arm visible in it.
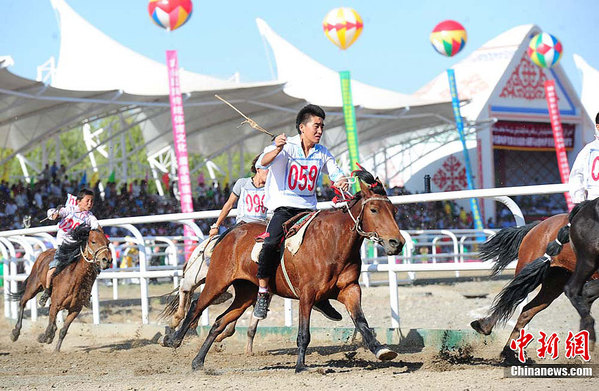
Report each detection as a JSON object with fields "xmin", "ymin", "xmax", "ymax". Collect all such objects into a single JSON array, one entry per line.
[
  {"xmin": 569, "ymin": 147, "xmax": 589, "ymax": 203},
  {"xmin": 209, "ymin": 193, "xmax": 239, "ymax": 237},
  {"xmin": 260, "ymin": 134, "xmax": 287, "ymax": 167},
  {"xmin": 322, "ymin": 150, "xmax": 350, "ymax": 192}
]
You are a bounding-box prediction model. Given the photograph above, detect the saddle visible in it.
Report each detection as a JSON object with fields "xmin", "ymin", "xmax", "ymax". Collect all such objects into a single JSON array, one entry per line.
[{"xmin": 250, "ymin": 211, "xmax": 320, "ymax": 262}]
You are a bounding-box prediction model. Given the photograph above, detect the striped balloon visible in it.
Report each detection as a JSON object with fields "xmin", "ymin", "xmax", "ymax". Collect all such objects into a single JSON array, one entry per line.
[
  {"xmin": 430, "ymin": 20, "xmax": 467, "ymax": 57},
  {"xmin": 148, "ymin": 0, "xmax": 193, "ymax": 31},
  {"xmin": 527, "ymin": 32, "xmax": 563, "ymax": 68},
  {"xmin": 322, "ymin": 8, "xmax": 364, "ymax": 50}
]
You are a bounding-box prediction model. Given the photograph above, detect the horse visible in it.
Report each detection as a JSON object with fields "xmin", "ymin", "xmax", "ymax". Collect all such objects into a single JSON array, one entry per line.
[
  {"xmin": 471, "ymin": 212, "xmax": 599, "ymax": 363},
  {"xmin": 9, "ymin": 225, "xmax": 112, "ymax": 352},
  {"xmin": 161, "ymin": 168, "xmax": 405, "ymax": 372},
  {"xmin": 557, "ymin": 199, "xmax": 599, "ymax": 350}
]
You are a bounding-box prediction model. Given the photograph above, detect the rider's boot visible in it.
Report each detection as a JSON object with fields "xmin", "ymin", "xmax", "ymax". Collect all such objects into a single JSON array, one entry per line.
[
  {"xmin": 253, "ymin": 291, "xmax": 271, "ymax": 320},
  {"xmin": 38, "ymin": 287, "xmax": 52, "ymax": 307},
  {"xmin": 314, "ymin": 299, "xmax": 343, "ymax": 321}
]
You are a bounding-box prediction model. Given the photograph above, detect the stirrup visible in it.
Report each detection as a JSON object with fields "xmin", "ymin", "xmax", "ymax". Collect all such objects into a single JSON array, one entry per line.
[{"xmin": 253, "ymin": 292, "xmax": 271, "ymax": 320}]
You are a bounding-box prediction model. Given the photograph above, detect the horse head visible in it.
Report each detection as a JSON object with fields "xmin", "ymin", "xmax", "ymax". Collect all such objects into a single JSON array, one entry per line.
[
  {"xmin": 351, "ymin": 168, "xmax": 404, "ymax": 255},
  {"xmin": 83, "ymin": 227, "xmax": 112, "ymax": 270}
]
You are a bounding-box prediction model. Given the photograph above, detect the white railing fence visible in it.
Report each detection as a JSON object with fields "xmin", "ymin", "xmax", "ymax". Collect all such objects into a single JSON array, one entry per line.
[{"xmin": 0, "ymin": 183, "xmax": 569, "ymax": 329}]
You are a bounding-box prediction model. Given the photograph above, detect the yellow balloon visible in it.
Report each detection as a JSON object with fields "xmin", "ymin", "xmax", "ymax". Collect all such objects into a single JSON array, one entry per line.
[{"xmin": 322, "ymin": 8, "xmax": 363, "ymax": 50}]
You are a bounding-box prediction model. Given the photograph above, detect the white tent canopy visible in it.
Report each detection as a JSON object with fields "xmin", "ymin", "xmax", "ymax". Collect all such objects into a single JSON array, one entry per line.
[{"xmin": 0, "ymin": 0, "xmax": 456, "ymax": 181}]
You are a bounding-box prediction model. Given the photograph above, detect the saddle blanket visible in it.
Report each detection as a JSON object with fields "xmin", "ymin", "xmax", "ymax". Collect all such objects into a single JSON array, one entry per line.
[{"xmin": 181, "ymin": 236, "xmax": 219, "ymax": 291}]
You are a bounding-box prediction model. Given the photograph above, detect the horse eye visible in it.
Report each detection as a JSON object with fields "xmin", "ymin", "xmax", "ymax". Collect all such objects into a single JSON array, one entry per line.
[{"xmin": 370, "ymin": 208, "xmax": 378, "ymax": 214}]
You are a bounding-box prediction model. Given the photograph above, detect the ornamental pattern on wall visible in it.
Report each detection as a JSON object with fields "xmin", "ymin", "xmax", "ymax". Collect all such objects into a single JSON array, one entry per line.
[
  {"xmin": 499, "ymin": 54, "xmax": 548, "ymax": 100},
  {"xmin": 432, "ymin": 155, "xmax": 468, "ymax": 191}
]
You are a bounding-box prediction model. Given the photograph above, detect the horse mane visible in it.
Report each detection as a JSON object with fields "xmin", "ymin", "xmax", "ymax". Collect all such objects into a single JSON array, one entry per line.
[
  {"xmin": 53, "ymin": 224, "xmax": 92, "ymax": 275},
  {"xmin": 351, "ymin": 167, "xmax": 387, "ymax": 196}
]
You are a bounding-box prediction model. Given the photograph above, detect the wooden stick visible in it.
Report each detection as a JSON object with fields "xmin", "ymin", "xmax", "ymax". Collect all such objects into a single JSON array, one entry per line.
[{"xmin": 214, "ymin": 94, "xmax": 276, "ymax": 139}]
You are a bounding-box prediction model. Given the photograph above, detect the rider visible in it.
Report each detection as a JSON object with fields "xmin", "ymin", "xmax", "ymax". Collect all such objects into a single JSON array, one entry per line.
[
  {"xmin": 39, "ymin": 188, "xmax": 100, "ymax": 306},
  {"xmin": 208, "ymin": 154, "xmax": 269, "ymax": 238},
  {"xmin": 569, "ymin": 112, "xmax": 599, "ymax": 203},
  {"xmin": 253, "ymin": 104, "xmax": 350, "ymax": 320}
]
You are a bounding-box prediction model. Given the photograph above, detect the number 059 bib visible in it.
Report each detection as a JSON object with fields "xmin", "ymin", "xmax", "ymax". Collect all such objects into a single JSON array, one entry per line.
[{"xmin": 284, "ymin": 159, "xmax": 320, "ymax": 197}]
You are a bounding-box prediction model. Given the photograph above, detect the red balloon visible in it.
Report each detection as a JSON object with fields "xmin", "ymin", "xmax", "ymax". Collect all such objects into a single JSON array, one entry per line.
[{"xmin": 148, "ymin": 0, "xmax": 193, "ymax": 31}]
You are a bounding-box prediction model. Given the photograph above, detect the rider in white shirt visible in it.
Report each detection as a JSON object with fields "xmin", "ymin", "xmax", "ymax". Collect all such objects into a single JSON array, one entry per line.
[
  {"xmin": 208, "ymin": 155, "xmax": 269, "ymax": 238},
  {"xmin": 253, "ymin": 104, "xmax": 350, "ymax": 320},
  {"xmin": 39, "ymin": 188, "xmax": 100, "ymax": 306},
  {"xmin": 569, "ymin": 113, "xmax": 599, "ymax": 203}
]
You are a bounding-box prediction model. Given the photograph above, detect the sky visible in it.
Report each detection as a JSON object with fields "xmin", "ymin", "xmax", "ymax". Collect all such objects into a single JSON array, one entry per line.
[{"xmin": 0, "ymin": 0, "xmax": 597, "ymax": 95}]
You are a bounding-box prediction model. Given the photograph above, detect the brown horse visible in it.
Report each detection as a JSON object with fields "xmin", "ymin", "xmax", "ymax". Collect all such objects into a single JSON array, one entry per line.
[
  {"xmin": 9, "ymin": 225, "xmax": 112, "ymax": 351},
  {"xmin": 471, "ymin": 213, "xmax": 599, "ymax": 362},
  {"xmin": 162, "ymin": 168, "xmax": 405, "ymax": 372}
]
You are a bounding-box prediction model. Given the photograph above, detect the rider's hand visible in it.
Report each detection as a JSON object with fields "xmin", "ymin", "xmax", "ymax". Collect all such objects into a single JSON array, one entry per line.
[
  {"xmin": 51, "ymin": 211, "xmax": 59, "ymax": 220},
  {"xmin": 209, "ymin": 227, "xmax": 219, "ymax": 238},
  {"xmin": 334, "ymin": 178, "xmax": 350, "ymax": 192},
  {"xmin": 274, "ymin": 133, "xmax": 287, "ymax": 149}
]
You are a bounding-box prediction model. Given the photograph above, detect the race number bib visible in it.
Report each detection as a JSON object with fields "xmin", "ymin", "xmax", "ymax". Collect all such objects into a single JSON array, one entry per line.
[
  {"xmin": 285, "ymin": 159, "xmax": 319, "ymax": 196},
  {"xmin": 241, "ymin": 189, "xmax": 266, "ymax": 218},
  {"xmin": 588, "ymin": 149, "xmax": 599, "ymax": 189}
]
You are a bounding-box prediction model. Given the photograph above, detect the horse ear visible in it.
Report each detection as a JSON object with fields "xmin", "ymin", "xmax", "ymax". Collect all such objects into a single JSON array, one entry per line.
[{"xmin": 358, "ymin": 178, "xmax": 372, "ymax": 195}]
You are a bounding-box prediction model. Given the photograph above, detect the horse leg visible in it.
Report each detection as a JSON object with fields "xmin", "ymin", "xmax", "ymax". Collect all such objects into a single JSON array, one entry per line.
[
  {"xmin": 500, "ymin": 268, "xmax": 570, "ymax": 364},
  {"xmin": 470, "ymin": 312, "xmax": 501, "ymax": 336},
  {"xmin": 215, "ymin": 320, "xmax": 237, "ymax": 343},
  {"xmin": 582, "ymin": 279, "xmax": 599, "ymax": 350},
  {"xmin": 295, "ymin": 298, "xmax": 313, "ymax": 373},
  {"xmin": 191, "ymin": 280, "xmax": 257, "ymax": 371},
  {"xmin": 338, "ymin": 283, "xmax": 397, "ymax": 361},
  {"xmin": 245, "ymin": 313, "xmax": 260, "ymax": 356},
  {"xmin": 166, "ymin": 287, "xmax": 192, "ymax": 337},
  {"xmin": 564, "ymin": 255, "xmax": 598, "ymax": 348},
  {"xmin": 54, "ymin": 309, "xmax": 80, "ymax": 352},
  {"xmin": 163, "ymin": 278, "xmax": 233, "ymax": 349},
  {"xmin": 11, "ymin": 285, "xmax": 41, "ymax": 342},
  {"xmin": 38, "ymin": 304, "xmax": 59, "ymax": 344}
]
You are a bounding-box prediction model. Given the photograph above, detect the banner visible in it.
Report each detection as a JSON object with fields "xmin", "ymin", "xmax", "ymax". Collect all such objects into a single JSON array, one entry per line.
[
  {"xmin": 339, "ymin": 71, "xmax": 360, "ymax": 190},
  {"xmin": 492, "ymin": 121, "xmax": 575, "ymax": 151},
  {"xmin": 544, "ymin": 80, "xmax": 574, "ymax": 210},
  {"xmin": 166, "ymin": 50, "xmax": 194, "ymax": 259},
  {"xmin": 446, "ymin": 69, "xmax": 484, "ymax": 231}
]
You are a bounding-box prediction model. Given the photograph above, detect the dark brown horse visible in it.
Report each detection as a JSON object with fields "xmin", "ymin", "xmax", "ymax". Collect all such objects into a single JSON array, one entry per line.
[
  {"xmin": 162, "ymin": 168, "xmax": 405, "ymax": 372},
  {"xmin": 471, "ymin": 213, "xmax": 599, "ymax": 362},
  {"xmin": 558, "ymin": 200, "xmax": 599, "ymax": 351},
  {"xmin": 9, "ymin": 225, "xmax": 112, "ymax": 351}
]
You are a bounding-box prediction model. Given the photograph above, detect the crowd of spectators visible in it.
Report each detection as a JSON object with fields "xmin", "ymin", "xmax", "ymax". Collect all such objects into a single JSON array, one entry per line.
[{"xmin": 0, "ymin": 162, "xmax": 569, "ymax": 237}]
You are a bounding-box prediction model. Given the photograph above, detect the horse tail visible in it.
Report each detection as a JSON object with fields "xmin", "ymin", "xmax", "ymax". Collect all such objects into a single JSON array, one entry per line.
[
  {"xmin": 488, "ymin": 256, "xmax": 551, "ymax": 326},
  {"xmin": 479, "ymin": 222, "xmax": 538, "ymax": 277},
  {"xmin": 158, "ymin": 277, "xmax": 206, "ymax": 319},
  {"xmin": 5, "ymin": 277, "xmax": 28, "ymax": 302},
  {"xmin": 545, "ymin": 223, "xmax": 571, "ymax": 256}
]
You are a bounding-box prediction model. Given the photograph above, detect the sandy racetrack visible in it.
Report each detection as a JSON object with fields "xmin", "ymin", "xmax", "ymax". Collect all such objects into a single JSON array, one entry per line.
[{"xmin": 0, "ymin": 277, "xmax": 596, "ymax": 390}]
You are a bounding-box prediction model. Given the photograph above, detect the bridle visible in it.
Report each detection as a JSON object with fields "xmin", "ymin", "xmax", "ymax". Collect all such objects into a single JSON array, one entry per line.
[
  {"xmin": 345, "ymin": 195, "xmax": 394, "ymax": 245},
  {"xmin": 80, "ymin": 239, "xmax": 111, "ymax": 265}
]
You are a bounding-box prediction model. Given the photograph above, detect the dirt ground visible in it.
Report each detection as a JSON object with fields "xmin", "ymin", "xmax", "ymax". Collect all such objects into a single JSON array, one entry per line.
[{"xmin": 0, "ymin": 274, "xmax": 596, "ymax": 390}]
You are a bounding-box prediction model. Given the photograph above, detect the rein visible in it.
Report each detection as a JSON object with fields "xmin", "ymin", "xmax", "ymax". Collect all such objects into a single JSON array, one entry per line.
[{"xmin": 345, "ymin": 196, "xmax": 393, "ymax": 244}]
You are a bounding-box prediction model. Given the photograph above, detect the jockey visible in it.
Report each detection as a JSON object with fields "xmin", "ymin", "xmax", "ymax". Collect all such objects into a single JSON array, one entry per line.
[
  {"xmin": 39, "ymin": 188, "xmax": 100, "ymax": 306},
  {"xmin": 569, "ymin": 112, "xmax": 599, "ymax": 203},
  {"xmin": 208, "ymin": 154, "xmax": 269, "ymax": 238},
  {"xmin": 253, "ymin": 104, "xmax": 350, "ymax": 320}
]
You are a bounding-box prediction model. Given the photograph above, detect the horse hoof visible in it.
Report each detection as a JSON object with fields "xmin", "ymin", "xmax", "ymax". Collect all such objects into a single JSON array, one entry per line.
[
  {"xmin": 191, "ymin": 360, "xmax": 204, "ymax": 371},
  {"xmin": 295, "ymin": 365, "xmax": 307, "ymax": 373},
  {"xmin": 470, "ymin": 319, "xmax": 492, "ymax": 335},
  {"xmin": 37, "ymin": 334, "xmax": 46, "ymax": 344},
  {"xmin": 375, "ymin": 347, "xmax": 397, "ymax": 361},
  {"xmin": 10, "ymin": 330, "xmax": 19, "ymax": 342}
]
